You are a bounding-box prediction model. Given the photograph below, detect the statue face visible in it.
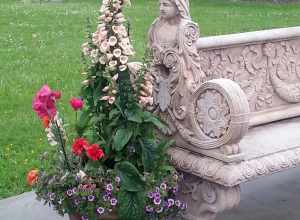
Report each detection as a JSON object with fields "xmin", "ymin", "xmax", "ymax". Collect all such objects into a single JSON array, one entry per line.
[{"xmin": 159, "ymin": 0, "xmax": 178, "ymax": 20}]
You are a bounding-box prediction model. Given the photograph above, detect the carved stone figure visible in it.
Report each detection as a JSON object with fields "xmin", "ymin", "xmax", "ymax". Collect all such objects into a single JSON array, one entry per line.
[
  {"xmin": 148, "ymin": 0, "xmax": 206, "ymax": 135},
  {"xmin": 148, "ymin": 0, "xmax": 250, "ymax": 161}
]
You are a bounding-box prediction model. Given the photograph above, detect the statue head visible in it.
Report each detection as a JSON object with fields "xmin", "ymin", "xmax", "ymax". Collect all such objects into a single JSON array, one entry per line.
[{"xmin": 159, "ymin": 0, "xmax": 190, "ymax": 21}]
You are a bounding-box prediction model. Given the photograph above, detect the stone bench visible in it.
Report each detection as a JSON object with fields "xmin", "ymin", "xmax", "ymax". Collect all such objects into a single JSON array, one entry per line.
[{"xmin": 146, "ymin": 1, "xmax": 300, "ymax": 219}]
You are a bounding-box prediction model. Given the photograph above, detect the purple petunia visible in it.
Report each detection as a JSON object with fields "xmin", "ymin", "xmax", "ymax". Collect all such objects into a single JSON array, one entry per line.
[
  {"xmin": 74, "ymin": 199, "xmax": 80, "ymax": 206},
  {"xmin": 155, "ymin": 206, "xmax": 163, "ymax": 213},
  {"xmin": 66, "ymin": 189, "xmax": 73, "ymax": 197},
  {"xmin": 167, "ymin": 198, "xmax": 175, "ymax": 207},
  {"xmin": 154, "ymin": 192, "xmax": 160, "ymax": 199},
  {"xmin": 81, "ymin": 215, "xmax": 88, "ymax": 220},
  {"xmin": 106, "ymin": 183, "xmax": 113, "ymax": 191},
  {"xmin": 96, "ymin": 207, "xmax": 105, "ymax": 215},
  {"xmin": 172, "ymin": 186, "xmax": 178, "ymax": 194},
  {"xmin": 110, "ymin": 198, "xmax": 118, "ymax": 206},
  {"xmin": 72, "ymin": 187, "xmax": 77, "ymax": 194},
  {"xmin": 87, "ymin": 195, "xmax": 95, "ymax": 202},
  {"xmin": 145, "ymin": 205, "xmax": 154, "ymax": 213},
  {"xmin": 147, "ymin": 191, "xmax": 154, "ymax": 199},
  {"xmin": 153, "ymin": 197, "xmax": 161, "ymax": 205}
]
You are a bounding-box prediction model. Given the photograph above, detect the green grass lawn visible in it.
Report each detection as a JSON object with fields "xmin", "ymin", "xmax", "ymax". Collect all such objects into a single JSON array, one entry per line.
[{"xmin": 1, "ymin": 0, "xmax": 300, "ymax": 199}]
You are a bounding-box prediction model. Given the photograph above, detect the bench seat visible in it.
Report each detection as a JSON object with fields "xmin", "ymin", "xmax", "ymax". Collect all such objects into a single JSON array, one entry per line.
[{"xmin": 169, "ymin": 117, "xmax": 300, "ymax": 187}]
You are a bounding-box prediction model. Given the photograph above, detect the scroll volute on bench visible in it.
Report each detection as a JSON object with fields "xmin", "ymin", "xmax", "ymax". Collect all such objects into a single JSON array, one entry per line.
[{"xmin": 190, "ymin": 78, "xmax": 250, "ymax": 150}]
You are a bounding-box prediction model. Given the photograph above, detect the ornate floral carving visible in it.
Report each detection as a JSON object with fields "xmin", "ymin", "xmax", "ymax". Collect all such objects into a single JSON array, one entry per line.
[
  {"xmin": 198, "ymin": 38, "xmax": 300, "ymax": 114},
  {"xmin": 195, "ymin": 89, "xmax": 230, "ymax": 139},
  {"xmin": 189, "ymin": 79, "xmax": 250, "ymax": 150}
]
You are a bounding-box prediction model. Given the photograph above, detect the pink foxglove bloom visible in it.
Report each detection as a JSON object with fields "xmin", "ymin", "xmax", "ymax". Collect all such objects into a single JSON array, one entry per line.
[
  {"xmin": 69, "ymin": 98, "xmax": 84, "ymax": 111},
  {"xmin": 32, "ymin": 85, "xmax": 60, "ymax": 119}
]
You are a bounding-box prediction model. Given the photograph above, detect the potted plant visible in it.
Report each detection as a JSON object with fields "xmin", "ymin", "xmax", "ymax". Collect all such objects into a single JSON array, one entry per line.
[{"xmin": 27, "ymin": 0, "xmax": 187, "ymax": 219}]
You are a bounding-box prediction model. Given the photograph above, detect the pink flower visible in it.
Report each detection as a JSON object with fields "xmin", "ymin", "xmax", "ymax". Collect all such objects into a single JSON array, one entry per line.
[
  {"xmin": 69, "ymin": 97, "xmax": 84, "ymax": 111},
  {"xmin": 32, "ymin": 85, "xmax": 60, "ymax": 119}
]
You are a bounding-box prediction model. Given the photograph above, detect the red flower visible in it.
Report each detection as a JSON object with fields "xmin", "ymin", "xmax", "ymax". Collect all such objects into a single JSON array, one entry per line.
[
  {"xmin": 85, "ymin": 144, "xmax": 104, "ymax": 161},
  {"xmin": 69, "ymin": 97, "xmax": 84, "ymax": 111},
  {"xmin": 27, "ymin": 169, "xmax": 39, "ymax": 186},
  {"xmin": 32, "ymin": 85, "xmax": 61, "ymax": 119},
  {"xmin": 72, "ymin": 138, "xmax": 89, "ymax": 156}
]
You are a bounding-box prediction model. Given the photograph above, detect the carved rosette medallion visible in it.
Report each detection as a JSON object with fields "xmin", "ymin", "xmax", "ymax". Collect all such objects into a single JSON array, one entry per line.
[
  {"xmin": 191, "ymin": 79, "xmax": 250, "ymax": 149},
  {"xmin": 195, "ymin": 89, "xmax": 230, "ymax": 139}
]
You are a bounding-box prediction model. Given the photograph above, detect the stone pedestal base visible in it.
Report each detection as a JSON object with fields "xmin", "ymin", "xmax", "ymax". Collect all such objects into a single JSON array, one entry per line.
[{"xmin": 178, "ymin": 173, "xmax": 240, "ymax": 220}]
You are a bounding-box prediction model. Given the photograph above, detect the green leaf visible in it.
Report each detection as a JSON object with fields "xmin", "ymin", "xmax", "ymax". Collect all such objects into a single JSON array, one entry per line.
[
  {"xmin": 125, "ymin": 108, "xmax": 142, "ymax": 123},
  {"xmin": 109, "ymin": 108, "xmax": 120, "ymax": 120},
  {"xmin": 139, "ymin": 138, "xmax": 156, "ymax": 172},
  {"xmin": 143, "ymin": 112, "xmax": 167, "ymax": 130},
  {"xmin": 75, "ymin": 110, "xmax": 91, "ymax": 136},
  {"xmin": 113, "ymin": 128, "xmax": 133, "ymax": 151},
  {"xmin": 118, "ymin": 189, "xmax": 145, "ymax": 220},
  {"xmin": 115, "ymin": 161, "xmax": 145, "ymax": 192}
]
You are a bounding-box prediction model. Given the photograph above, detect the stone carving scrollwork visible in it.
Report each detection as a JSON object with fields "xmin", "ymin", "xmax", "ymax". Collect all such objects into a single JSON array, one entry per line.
[
  {"xmin": 178, "ymin": 173, "xmax": 240, "ymax": 220},
  {"xmin": 198, "ymin": 39, "xmax": 300, "ymax": 114},
  {"xmin": 264, "ymin": 42, "xmax": 300, "ymax": 103}
]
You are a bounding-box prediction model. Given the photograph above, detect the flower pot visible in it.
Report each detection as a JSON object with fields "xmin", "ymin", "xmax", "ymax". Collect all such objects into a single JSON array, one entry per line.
[{"xmin": 69, "ymin": 212, "xmax": 118, "ymax": 220}]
